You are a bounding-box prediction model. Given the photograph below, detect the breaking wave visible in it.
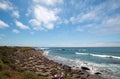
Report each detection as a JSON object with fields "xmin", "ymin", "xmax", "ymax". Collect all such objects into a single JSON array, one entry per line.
[
  {"xmin": 43, "ymin": 50, "xmax": 120, "ymax": 79},
  {"xmin": 75, "ymin": 52, "xmax": 120, "ymax": 59}
]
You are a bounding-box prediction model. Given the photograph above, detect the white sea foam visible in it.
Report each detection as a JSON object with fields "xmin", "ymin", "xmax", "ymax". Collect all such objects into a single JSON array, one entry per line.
[
  {"xmin": 111, "ymin": 56, "xmax": 120, "ymax": 59},
  {"xmin": 75, "ymin": 52, "xmax": 89, "ymax": 55},
  {"xmin": 75, "ymin": 52, "xmax": 120, "ymax": 59},
  {"xmin": 43, "ymin": 50, "xmax": 120, "ymax": 79},
  {"xmin": 43, "ymin": 50, "xmax": 50, "ymax": 56},
  {"xmin": 90, "ymin": 54, "xmax": 120, "ymax": 59},
  {"xmin": 44, "ymin": 51, "xmax": 99, "ymax": 74},
  {"xmin": 39, "ymin": 47, "xmax": 49, "ymax": 50}
]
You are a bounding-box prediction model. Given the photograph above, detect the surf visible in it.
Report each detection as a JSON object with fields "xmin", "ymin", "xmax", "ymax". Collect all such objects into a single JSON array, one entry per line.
[{"xmin": 75, "ymin": 52, "xmax": 120, "ymax": 60}]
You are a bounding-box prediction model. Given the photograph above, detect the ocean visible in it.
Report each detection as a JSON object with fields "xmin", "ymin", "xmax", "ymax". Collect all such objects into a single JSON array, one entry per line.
[{"xmin": 36, "ymin": 47, "xmax": 120, "ymax": 79}]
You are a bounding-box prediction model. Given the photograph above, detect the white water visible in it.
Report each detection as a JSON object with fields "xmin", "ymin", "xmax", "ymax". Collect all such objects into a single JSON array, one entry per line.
[
  {"xmin": 75, "ymin": 52, "xmax": 120, "ymax": 59},
  {"xmin": 43, "ymin": 50, "xmax": 120, "ymax": 79}
]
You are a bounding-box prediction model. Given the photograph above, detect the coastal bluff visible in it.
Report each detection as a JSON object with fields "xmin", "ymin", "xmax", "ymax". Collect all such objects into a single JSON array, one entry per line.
[{"xmin": 0, "ymin": 46, "xmax": 104, "ymax": 79}]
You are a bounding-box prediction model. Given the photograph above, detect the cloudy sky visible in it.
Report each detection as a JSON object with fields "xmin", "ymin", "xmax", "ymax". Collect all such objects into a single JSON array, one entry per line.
[{"xmin": 0, "ymin": 0, "xmax": 120, "ymax": 47}]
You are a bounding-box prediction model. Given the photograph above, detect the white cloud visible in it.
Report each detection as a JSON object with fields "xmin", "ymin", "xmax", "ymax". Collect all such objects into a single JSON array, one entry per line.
[
  {"xmin": 0, "ymin": 20, "xmax": 9, "ymax": 29},
  {"xmin": 29, "ymin": 5, "xmax": 59, "ymax": 30},
  {"xmin": 76, "ymin": 27, "xmax": 84, "ymax": 32},
  {"xmin": 64, "ymin": 19, "xmax": 69, "ymax": 24},
  {"xmin": 70, "ymin": 17, "xmax": 76, "ymax": 24},
  {"xmin": 28, "ymin": 0, "xmax": 63, "ymax": 31},
  {"xmin": 15, "ymin": 20, "xmax": 30, "ymax": 30},
  {"xmin": 70, "ymin": 10, "xmax": 97, "ymax": 24},
  {"xmin": 29, "ymin": 19, "xmax": 43, "ymax": 30},
  {"xmin": 34, "ymin": 5, "xmax": 58, "ymax": 24},
  {"xmin": 0, "ymin": 0, "xmax": 20, "ymax": 18},
  {"xmin": 104, "ymin": 16, "xmax": 120, "ymax": 26},
  {"xmin": 88, "ymin": 15, "xmax": 120, "ymax": 35},
  {"xmin": 12, "ymin": 11, "xmax": 19, "ymax": 18},
  {"xmin": 69, "ymin": 0, "xmax": 120, "ymax": 35},
  {"xmin": 12, "ymin": 29, "xmax": 20, "ymax": 34},
  {"xmin": 0, "ymin": 0, "xmax": 13, "ymax": 10},
  {"xmin": 32, "ymin": 0, "xmax": 63, "ymax": 6},
  {"xmin": 0, "ymin": 2, "xmax": 8, "ymax": 10},
  {"xmin": 79, "ymin": 12, "xmax": 96, "ymax": 23}
]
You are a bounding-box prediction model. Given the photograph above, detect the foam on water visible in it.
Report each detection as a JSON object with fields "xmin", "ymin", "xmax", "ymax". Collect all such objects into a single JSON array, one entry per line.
[
  {"xmin": 75, "ymin": 52, "xmax": 120, "ymax": 60},
  {"xmin": 43, "ymin": 50, "xmax": 50, "ymax": 56},
  {"xmin": 75, "ymin": 52, "xmax": 89, "ymax": 55},
  {"xmin": 42, "ymin": 49, "xmax": 120, "ymax": 79}
]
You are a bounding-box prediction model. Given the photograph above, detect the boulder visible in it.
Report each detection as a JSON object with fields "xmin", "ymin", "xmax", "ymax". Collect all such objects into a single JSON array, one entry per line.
[
  {"xmin": 81, "ymin": 66, "xmax": 90, "ymax": 71},
  {"xmin": 95, "ymin": 72, "xmax": 101, "ymax": 75}
]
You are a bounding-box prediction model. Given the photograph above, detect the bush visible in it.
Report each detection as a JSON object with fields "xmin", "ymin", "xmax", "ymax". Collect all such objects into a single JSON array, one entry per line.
[
  {"xmin": 1, "ymin": 56, "xmax": 11, "ymax": 64},
  {"xmin": 65, "ymin": 77, "xmax": 74, "ymax": 79},
  {"xmin": 0, "ymin": 72, "xmax": 2, "ymax": 79},
  {"xmin": 23, "ymin": 72, "xmax": 48, "ymax": 79},
  {"xmin": 38, "ymin": 76, "xmax": 48, "ymax": 79},
  {"xmin": 9, "ymin": 64, "xmax": 17, "ymax": 70},
  {"xmin": 0, "ymin": 59, "xmax": 3, "ymax": 70},
  {"xmin": 23, "ymin": 72, "xmax": 39, "ymax": 79},
  {"xmin": 2, "ymin": 70, "xmax": 11, "ymax": 77},
  {"xmin": 2, "ymin": 64, "xmax": 10, "ymax": 70}
]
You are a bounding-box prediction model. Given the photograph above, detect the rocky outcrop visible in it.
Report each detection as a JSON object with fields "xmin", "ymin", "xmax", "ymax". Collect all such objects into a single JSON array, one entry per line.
[{"xmin": 11, "ymin": 48, "xmax": 104, "ymax": 79}]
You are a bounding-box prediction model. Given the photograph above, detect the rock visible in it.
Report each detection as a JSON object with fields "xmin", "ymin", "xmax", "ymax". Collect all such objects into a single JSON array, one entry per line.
[
  {"xmin": 87, "ymin": 75, "xmax": 102, "ymax": 79},
  {"xmin": 10, "ymin": 48, "xmax": 104, "ymax": 79},
  {"xmin": 72, "ymin": 74, "xmax": 81, "ymax": 78},
  {"xmin": 80, "ymin": 78, "xmax": 86, "ymax": 79},
  {"xmin": 28, "ymin": 57, "xmax": 34, "ymax": 60},
  {"xmin": 51, "ymin": 74, "xmax": 59, "ymax": 79},
  {"xmin": 95, "ymin": 72, "xmax": 101, "ymax": 75},
  {"xmin": 81, "ymin": 66, "xmax": 90, "ymax": 71}
]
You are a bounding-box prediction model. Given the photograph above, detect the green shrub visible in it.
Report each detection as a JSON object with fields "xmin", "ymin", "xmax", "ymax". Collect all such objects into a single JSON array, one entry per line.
[
  {"xmin": 23, "ymin": 72, "xmax": 39, "ymax": 79},
  {"xmin": 2, "ymin": 70, "xmax": 11, "ymax": 77},
  {"xmin": 1, "ymin": 56, "xmax": 11, "ymax": 64},
  {"xmin": 0, "ymin": 72, "xmax": 2, "ymax": 79},
  {"xmin": 0, "ymin": 59, "xmax": 3, "ymax": 70},
  {"xmin": 9, "ymin": 63, "xmax": 17, "ymax": 70},
  {"xmin": 38, "ymin": 76, "xmax": 48, "ymax": 79},
  {"xmin": 23, "ymin": 72, "xmax": 48, "ymax": 79},
  {"xmin": 65, "ymin": 77, "xmax": 74, "ymax": 79}
]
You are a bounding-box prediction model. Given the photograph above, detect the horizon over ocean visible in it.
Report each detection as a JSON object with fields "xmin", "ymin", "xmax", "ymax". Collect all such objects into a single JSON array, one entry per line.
[{"xmin": 36, "ymin": 47, "xmax": 120, "ymax": 79}]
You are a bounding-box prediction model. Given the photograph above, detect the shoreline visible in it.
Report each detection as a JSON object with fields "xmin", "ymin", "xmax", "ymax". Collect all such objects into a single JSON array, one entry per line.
[
  {"xmin": 2, "ymin": 46, "xmax": 118, "ymax": 79},
  {"xmin": 11, "ymin": 47, "xmax": 105, "ymax": 79},
  {"xmin": 41, "ymin": 47, "xmax": 120, "ymax": 79}
]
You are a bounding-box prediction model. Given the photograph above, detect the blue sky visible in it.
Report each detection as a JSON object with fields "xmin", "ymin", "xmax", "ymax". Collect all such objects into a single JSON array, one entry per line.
[{"xmin": 0, "ymin": 0, "xmax": 120, "ymax": 47}]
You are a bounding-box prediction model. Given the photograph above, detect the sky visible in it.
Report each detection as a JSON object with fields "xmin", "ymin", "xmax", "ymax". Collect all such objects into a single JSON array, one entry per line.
[{"xmin": 0, "ymin": 0, "xmax": 120, "ymax": 47}]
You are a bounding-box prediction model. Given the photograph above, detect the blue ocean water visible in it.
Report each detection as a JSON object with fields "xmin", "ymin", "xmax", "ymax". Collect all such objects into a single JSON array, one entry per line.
[{"xmin": 36, "ymin": 47, "xmax": 120, "ymax": 79}]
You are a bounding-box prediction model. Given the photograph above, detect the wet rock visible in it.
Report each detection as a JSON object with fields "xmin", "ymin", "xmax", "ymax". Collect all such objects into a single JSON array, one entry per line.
[
  {"xmin": 81, "ymin": 66, "xmax": 90, "ymax": 71},
  {"xmin": 10, "ymin": 48, "xmax": 104, "ymax": 79},
  {"xmin": 95, "ymin": 72, "xmax": 101, "ymax": 75}
]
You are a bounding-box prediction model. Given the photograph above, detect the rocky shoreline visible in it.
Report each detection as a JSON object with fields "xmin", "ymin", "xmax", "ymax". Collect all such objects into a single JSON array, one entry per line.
[{"xmin": 11, "ymin": 48, "xmax": 105, "ymax": 79}]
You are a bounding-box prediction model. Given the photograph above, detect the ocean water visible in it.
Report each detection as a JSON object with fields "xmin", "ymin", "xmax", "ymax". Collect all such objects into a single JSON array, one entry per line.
[{"xmin": 36, "ymin": 47, "xmax": 120, "ymax": 79}]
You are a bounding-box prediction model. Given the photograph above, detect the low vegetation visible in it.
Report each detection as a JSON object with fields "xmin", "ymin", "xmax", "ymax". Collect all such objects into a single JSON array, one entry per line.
[{"xmin": 0, "ymin": 46, "xmax": 48, "ymax": 79}]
